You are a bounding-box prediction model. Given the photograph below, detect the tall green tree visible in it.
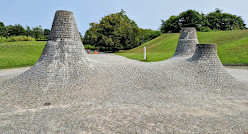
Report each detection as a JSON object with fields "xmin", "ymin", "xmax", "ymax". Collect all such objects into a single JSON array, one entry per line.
[
  {"xmin": 44, "ymin": 29, "xmax": 51, "ymax": 40},
  {"xmin": 32, "ymin": 25, "xmax": 44, "ymax": 40},
  {"xmin": 25, "ymin": 26, "xmax": 34, "ymax": 37},
  {"xmin": 178, "ymin": 10, "xmax": 204, "ymax": 30},
  {"xmin": 0, "ymin": 22, "xmax": 7, "ymax": 37},
  {"xmin": 206, "ymin": 8, "xmax": 245, "ymax": 30},
  {"xmin": 160, "ymin": 15, "xmax": 180, "ymax": 33},
  {"xmin": 160, "ymin": 9, "xmax": 246, "ymax": 33},
  {"xmin": 140, "ymin": 29, "xmax": 161, "ymax": 43},
  {"xmin": 84, "ymin": 10, "xmax": 141, "ymax": 51},
  {"xmin": 7, "ymin": 24, "xmax": 26, "ymax": 36},
  {"xmin": 160, "ymin": 10, "xmax": 203, "ymax": 33}
]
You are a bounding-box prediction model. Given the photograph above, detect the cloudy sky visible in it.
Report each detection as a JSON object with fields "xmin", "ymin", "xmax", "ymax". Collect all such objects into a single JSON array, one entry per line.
[{"xmin": 1, "ymin": 0, "xmax": 247, "ymax": 34}]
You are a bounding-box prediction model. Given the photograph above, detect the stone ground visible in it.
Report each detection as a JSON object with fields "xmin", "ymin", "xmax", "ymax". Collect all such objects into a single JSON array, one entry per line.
[
  {"xmin": 0, "ymin": 54, "xmax": 247, "ymax": 133},
  {"xmin": 1, "ymin": 62, "xmax": 247, "ymax": 82}
]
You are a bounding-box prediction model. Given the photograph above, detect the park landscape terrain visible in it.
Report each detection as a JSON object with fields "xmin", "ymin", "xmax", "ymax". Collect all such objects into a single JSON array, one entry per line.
[
  {"xmin": 0, "ymin": 9, "xmax": 248, "ymax": 133},
  {"xmin": 1, "ymin": 29, "xmax": 248, "ymax": 69}
]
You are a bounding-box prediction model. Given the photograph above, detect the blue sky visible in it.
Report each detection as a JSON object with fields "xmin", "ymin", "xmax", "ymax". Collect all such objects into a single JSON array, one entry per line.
[{"xmin": 1, "ymin": 0, "xmax": 248, "ymax": 35}]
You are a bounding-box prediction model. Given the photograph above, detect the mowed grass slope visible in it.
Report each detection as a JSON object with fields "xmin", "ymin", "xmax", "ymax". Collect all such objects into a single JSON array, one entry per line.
[
  {"xmin": 116, "ymin": 30, "xmax": 248, "ymax": 65},
  {"xmin": 0, "ymin": 41, "xmax": 96, "ymax": 69},
  {"xmin": 0, "ymin": 30, "xmax": 247, "ymax": 69},
  {"xmin": 0, "ymin": 41, "xmax": 46, "ymax": 69}
]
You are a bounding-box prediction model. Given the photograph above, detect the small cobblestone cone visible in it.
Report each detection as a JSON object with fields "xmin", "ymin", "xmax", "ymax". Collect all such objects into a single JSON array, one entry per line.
[
  {"xmin": 188, "ymin": 44, "xmax": 234, "ymax": 82},
  {"xmin": 190, "ymin": 44, "xmax": 219, "ymax": 62},
  {"xmin": 172, "ymin": 27, "xmax": 198, "ymax": 57}
]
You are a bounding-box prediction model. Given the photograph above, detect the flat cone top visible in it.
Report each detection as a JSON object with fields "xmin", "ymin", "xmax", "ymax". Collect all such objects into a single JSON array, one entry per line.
[
  {"xmin": 172, "ymin": 27, "xmax": 198, "ymax": 57},
  {"xmin": 179, "ymin": 27, "xmax": 198, "ymax": 40},
  {"xmin": 48, "ymin": 10, "xmax": 81, "ymax": 41},
  {"xmin": 190, "ymin": 44, "xmax": 219, "ymax": 62}
]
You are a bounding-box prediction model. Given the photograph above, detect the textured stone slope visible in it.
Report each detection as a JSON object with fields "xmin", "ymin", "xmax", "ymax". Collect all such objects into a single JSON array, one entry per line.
[{"xmin": 0, "ymin": 11, "xmax": 247, "ymax": 133}]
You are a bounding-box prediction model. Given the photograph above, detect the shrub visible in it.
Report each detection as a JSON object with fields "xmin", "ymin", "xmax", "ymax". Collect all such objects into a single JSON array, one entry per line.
[
  {"xmin": 0, "ymin": 36, "xmax": 7, "ymax": 43},
  {"xmin": 140, "ymin": 29, "xmax": 162, "ymax": 43},
  {"xmin": 5, "ymin": 36, "xmax": 35, "ymax": 42},
  {"xmin": 200, "ymin": 26, "xmax": 211, "ymax": 32}
]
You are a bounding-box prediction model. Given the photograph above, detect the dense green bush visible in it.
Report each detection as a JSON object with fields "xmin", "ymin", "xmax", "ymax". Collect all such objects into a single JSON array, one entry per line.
[
  {"xmin": 200, "ymin": 26, "xmax": 211, "ymax": 32},
  {"xmin": 0, "ymin": 36, "xmax": 35, "ymax": 43},
  {"xmin": 140, "ymin": 29, "xmax": 162, "ymax": 43},
  {"xmin": 0, "ymin": 22, "xmax": 7, "ymax": 37},
  {"xmin": 0, "ymin": 36, "xmax": 6, "ymax": 43},
  {"xmin": 84, "ymin": 44, "xmax": 96, "ymax": 50}
]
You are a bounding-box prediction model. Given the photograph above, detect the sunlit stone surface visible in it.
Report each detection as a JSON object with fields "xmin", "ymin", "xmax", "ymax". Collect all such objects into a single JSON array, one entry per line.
[{"xmin": 0, "ymin": 10, "xmax": 247, "ymax": 133}]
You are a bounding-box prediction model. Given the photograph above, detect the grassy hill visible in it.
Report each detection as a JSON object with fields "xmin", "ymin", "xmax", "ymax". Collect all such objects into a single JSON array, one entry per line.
[
  {"xmin": 0, "ymin": 41, "xmax": 46, "ymax": 69},
  {"xmin": 0, "ymin": 41, "xmax": 95, "ymax": 69},
  {"xmin": 116, "ymin": 30, "xmax": 248, "ymax": 65},
  {"xmin": 0, "ymin": 30, "xmax": 248, "ymax": 69}
]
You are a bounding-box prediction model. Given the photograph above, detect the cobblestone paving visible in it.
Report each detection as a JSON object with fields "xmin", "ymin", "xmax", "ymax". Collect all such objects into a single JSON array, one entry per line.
[{"xmin": 0, "ymin": 10, "xmax": 247, "ymax": 133}]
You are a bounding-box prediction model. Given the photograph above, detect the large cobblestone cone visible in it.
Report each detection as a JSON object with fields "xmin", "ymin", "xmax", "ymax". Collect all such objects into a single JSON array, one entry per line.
[{"xmin": 0, "ymin": 10, "xmax": 94, "ymax": 106}]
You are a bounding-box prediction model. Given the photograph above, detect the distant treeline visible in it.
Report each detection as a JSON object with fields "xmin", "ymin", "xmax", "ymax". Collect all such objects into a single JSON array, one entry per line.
[
  {"xmin": 0, "ymin": 22, "xmax": 50, "ymax": 40},
  {"xmin": 160, "ymin": 8, "xmax": 247, "ymax": 33},
  {"xmin": 1, "ymin": 8, "xmax": 246, "ymax": 51}
]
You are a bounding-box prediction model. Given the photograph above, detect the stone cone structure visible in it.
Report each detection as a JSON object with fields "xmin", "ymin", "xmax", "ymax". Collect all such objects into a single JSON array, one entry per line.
[
  {"xmin": 0, "ymin": 11, "xmax": 248, "ymax": 133},
  {"xmin": 187, "ymin": 44, "xmax": 235, "ymax": 83},
  {"xmin": 190, "ymin": 44, "xmax": 220, "ymax": 62},
  {"xmin": 172, "ymin": 27, "xmax": 198, "ymax": 57},
  {"xmin": 3, "ymin": 10, "xmax": 93, "ymax": 93}
]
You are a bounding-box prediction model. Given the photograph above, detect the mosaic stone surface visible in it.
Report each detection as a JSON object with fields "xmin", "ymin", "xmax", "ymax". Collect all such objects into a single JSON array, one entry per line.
[{"xmin": 0, "ymin": 10, "xmax": 247, "ymax": 133}]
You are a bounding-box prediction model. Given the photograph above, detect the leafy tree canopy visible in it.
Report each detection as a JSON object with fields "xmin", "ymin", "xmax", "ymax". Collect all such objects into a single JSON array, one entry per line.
[
  {"xmin": 83, "ymin": 10, "xmax": 142, "ymax": 51},
  {"xmin": 6, "ymin": 24, "xmax": 26, "ymax": 36},
  {"xmin": 0, "ymin": 22, "xmax": 7, "ymax": 37},
  {"xmin": 160, "ymin": 8, "xmax": 246, "ymax": 33},
  {"xmin": 140, "ymin": 28, "xmax": 162, "ymax": 43}
]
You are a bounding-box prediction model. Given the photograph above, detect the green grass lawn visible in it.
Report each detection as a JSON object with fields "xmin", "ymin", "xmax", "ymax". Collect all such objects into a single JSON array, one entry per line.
[
  {"xmin": 0, "ymin": 30, "xmax": 247, "ymax": 69},
  {"xmin": 116, "ymin": 30, "xmax": 248, "ymax": 65},
  {"xmin": 0, "ymin": 41, "xmax": 96, "ymax": 69},
  {"xmin": 0, "ymin": 41, "xmax": 46, "ymax": 69}
]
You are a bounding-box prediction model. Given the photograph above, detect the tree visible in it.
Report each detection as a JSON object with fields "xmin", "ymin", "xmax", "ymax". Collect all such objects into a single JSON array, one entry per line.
[
  {"xmin": 44, "ymin": 29, "xmax": 50, "ymax": 40},
  {"xmin": 205, "ymin": 8, "xmax": 245, "ymax": 30},
  {"xmin": 178, "ymin": 10, "xmax": 204, "ymax": 30},
  {"xmin": 84, "ymin": 10, "xmax": 141, "ymax": 51},
  {"xmin": 0, "ymin": 22, "xmax": 7, "ymax": 37},
  {"xmin": 32, "ymin": 25, "xmax": 44, "ymax": 40},
  {"xmin": 160, "ymin": 15, "xmax": 180, "ymax": 33},
  {"xmin": 44, "ymin": 29, "xmax": 50, "ymax": 36},
  {"xmin": 25, "ymin": 26, "xmax": 34, "ymax": 37},
  {"xmin": 140, "ymin": 29, "xmax": 161, "ymax": 43},
  {"xmin": 78, "ymin": 32, "xmax": 83, "ymax": 42},
  {"xmin": 6, "ymin": 24, "xmax": 26, "ymax": 36},
  {"xmin": 160, "ymin": 9, "xmax": 246, "ymax": 33},
  {"xmin": 160, "ymin": 10, "xmax": 203, "ymax": 33}
]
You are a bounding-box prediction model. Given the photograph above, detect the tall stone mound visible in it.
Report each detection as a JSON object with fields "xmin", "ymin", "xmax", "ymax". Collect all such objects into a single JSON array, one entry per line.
[
  {"xmin": 172, "ymin": 27, "xmax": 198, "ymax": 57},
  {"xmin": 3, "ymin": 10, "xmax": 93, "ymax": 93}
]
